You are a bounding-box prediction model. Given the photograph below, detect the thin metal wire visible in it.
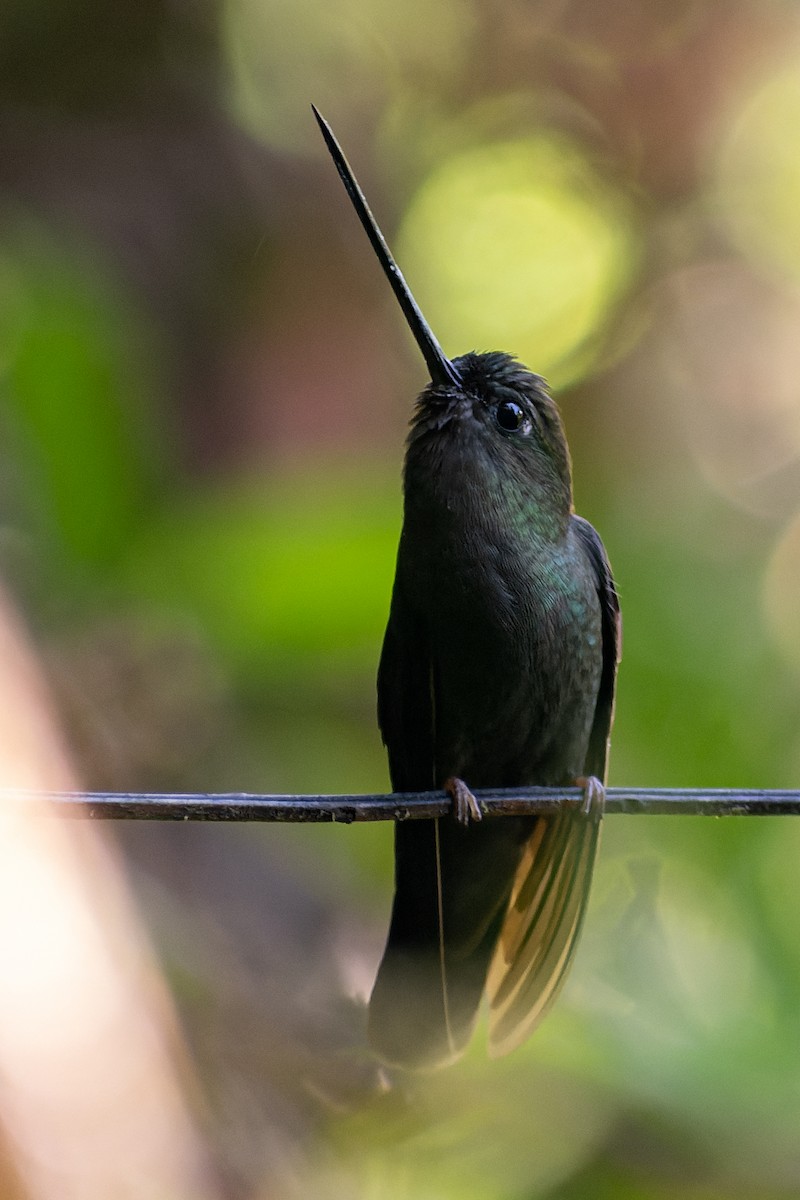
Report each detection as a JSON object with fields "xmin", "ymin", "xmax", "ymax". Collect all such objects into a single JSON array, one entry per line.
[{"xmin": 6, "ymin": 787, "xmax": 800, "ymax": 821}]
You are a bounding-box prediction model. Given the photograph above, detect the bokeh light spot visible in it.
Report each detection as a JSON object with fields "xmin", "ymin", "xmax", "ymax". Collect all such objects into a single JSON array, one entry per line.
[
  {"xmin": 224, "ymin": 0, "xmax": 471, "ymax": 151},
  {"xmin": 396, "ymin": 137, "xmax": 638, "ymax": 387},
  {"xmin": 713, "ymin": 61, "xmax": 800, "ymax": 284},
  {"xmin": 655, "ymin": 260, "xmax": 800, "ymax": 516}
]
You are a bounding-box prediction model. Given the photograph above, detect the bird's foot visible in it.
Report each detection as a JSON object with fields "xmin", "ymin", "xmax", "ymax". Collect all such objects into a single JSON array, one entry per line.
[
  {"xmin": 444, "ymin": 776, "xmax": 482, "ymax": 826},
  {"xmin": 574, "ymin": 775, "xmax": 605, "ymax": 820}
]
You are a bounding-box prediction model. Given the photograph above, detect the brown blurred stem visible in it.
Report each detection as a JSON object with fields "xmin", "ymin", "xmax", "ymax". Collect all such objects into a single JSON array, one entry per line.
[{"xmin": 10, "ymin": 788, "xmax": 800, "ymax": 820}]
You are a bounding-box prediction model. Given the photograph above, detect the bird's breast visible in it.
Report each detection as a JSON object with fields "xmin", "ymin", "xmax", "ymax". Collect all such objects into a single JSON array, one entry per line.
[{"xmin": 399, "ymin": 518, "xmax": 603, "ymax": 787}]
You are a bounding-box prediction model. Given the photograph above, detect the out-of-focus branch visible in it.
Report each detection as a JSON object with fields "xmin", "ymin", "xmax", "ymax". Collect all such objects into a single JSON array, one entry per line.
[
  {"xmin": 0, "ymin": 588, "xmax": 222, "ymax": 1200},
  {"xmin": 19, "ymin": 787, "xmax": 800, "ymax": 820}
]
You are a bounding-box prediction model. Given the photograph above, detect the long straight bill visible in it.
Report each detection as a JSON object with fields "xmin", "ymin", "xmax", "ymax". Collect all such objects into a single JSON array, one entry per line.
[{"xmin": 312, "ymin": 105, "xmax": 461, "ymax": 389}]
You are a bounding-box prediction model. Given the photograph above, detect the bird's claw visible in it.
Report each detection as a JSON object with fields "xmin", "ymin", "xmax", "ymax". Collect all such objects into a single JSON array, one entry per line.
[
  {"xmin": 444, "ymin": 776, "xmax": 482, "ymax": 825},
  {"xmin": 575, "ymin": 775, "xmax": 605, "ymax": 819}
]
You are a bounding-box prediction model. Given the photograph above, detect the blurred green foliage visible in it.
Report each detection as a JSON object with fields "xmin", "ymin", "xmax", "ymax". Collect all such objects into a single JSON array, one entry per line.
[
  {"xmin": 124, "ymin": 470, "xmax": 399, "ymax": 685},
  {"xmin": 3, "ymin": 0, "xmax": 800, "ymax": 1197},
  {"xmin": 0, "ymin": 225, "xmax": 163, "ymax": 573}
]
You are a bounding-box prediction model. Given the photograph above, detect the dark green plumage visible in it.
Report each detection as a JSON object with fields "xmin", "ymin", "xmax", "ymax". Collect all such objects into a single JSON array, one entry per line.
[{"xmin": 313, "ymin": 108, "xmax": 621, "ymax": 1070}]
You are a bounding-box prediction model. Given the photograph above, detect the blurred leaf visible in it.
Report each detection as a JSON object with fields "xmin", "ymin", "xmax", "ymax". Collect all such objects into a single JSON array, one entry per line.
[
  {"xmin": 123, "ymin": 465, "xmax": 400, "ymax": 683},
  {"xmin": 321, "ymin": 1054, "xmax": 612, "ymax": 1200},
  {"xmin": 0, "ymin": 223, "xmax": 163, "ymax": 571}
]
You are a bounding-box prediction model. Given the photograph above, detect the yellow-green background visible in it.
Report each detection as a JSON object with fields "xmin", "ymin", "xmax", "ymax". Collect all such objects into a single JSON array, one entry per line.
[{"xmin": 3, "ymin": 1, "xmax": 800, "ymax": 1195}]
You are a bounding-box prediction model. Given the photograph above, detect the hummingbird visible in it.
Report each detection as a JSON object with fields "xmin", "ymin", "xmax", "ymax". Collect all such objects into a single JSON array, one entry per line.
[{"xmin": 313, "ymin": 106, "xmax": 621, "ymax": 1070}]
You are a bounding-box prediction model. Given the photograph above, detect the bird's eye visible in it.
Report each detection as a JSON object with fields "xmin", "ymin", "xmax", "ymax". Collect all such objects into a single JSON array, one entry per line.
[{"xmin": 495, "ymin": 400, "xmax": 528, "ymax": 434}]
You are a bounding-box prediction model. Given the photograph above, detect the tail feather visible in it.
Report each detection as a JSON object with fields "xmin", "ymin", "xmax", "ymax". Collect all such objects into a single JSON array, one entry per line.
[
  {"xmin": 368, "ymin": 801, "xmax": 602, "ymax": 1068},
  {"xmin": 368, "ymin": 815, "xmax": 532, "ymax": 1070},
  {"xmin": 487, "ymin": 803, "xmax": 602, "ymax": 1056}
]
